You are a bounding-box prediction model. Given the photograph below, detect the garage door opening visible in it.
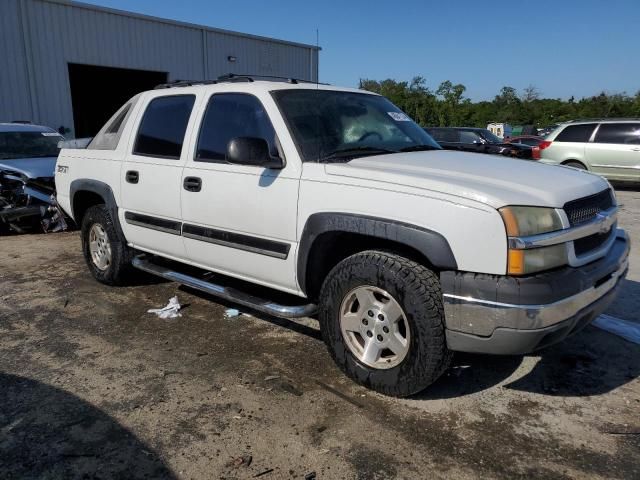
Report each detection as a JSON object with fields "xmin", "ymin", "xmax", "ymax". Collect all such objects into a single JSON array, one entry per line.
[{"xmin": 68, "ymin": 63, "xmax": 167, "ymax": 138}]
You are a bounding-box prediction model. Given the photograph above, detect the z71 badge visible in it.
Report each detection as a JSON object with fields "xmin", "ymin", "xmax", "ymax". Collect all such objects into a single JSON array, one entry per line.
[{"xmin": 57, "ymin": 165, "xmax": 69, "ymax": 174}]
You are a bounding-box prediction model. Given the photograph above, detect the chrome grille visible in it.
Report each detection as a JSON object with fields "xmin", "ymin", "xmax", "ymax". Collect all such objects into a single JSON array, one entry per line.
[{"xmin": 563, "ymin": 189, "xmax": 614, "ymax": 227}]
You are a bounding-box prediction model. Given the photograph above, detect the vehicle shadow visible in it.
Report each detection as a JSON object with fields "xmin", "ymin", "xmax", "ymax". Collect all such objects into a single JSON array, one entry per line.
[
  {"xmin": 178, "ymin": 284, "xmax": 323, "ymax": 341},
  {"xmin": 413, "ymin": 324, "xmax": 640, "ymax": 400},
  {"xmin": 0, "ymin": 372, "xmax": 177, "ymax": 479},
  {"xmin": 606, "ymin": 278, "xmax": 640, "ymax": 322},
  {"xmin": 611, "ymin": 181, "xmax": 640, "ymax": 192}
]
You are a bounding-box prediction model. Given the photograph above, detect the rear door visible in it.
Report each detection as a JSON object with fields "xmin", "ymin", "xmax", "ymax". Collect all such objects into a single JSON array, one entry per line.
[
  {"xmin": 119, "ymin": 93, "xmax": 199, "ymax": 258},
  {"xmin": 180, "ymin": 91, "xmax": 301, "ymax": 293},
  {"xmin": 544, "ymin": 123, "xmax": 596, "ymax": 164},
  {"xmin": 586, "ymin": 123, "xmax": 640, "ymax": 180}
]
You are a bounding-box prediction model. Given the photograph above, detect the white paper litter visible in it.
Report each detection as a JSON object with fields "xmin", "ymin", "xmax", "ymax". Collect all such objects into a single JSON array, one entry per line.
[
  {"xmin": 593, "ymin": 314, "xmax": 640, "ymax": 345},
  {"xmin": 224, "ymin": 308, "xmax": 240, "ymax": 318},
  {"xmin": 147, "ymin": 296, "xmax": 182, "ymax": 319}
]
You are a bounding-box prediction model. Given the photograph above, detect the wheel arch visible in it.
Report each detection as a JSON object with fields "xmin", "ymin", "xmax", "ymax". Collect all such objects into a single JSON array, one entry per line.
[
  {"xmin": 297, "ymin": 213, "xmax": 457, "ymax": 301},
  {"xmin": 561, "ymin": 159, "xmax": 589, "ymax": 170},
  {"xmin": 70, "ymin": 179, "xmax": 124, "ymax": 241}
]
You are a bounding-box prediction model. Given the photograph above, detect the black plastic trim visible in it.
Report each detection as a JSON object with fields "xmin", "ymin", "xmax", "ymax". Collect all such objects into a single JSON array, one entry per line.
[
  {"xmin": 440, "ymin": 235, "xmax": 630, "ymax": 306},
  {"xmin": 182, "ymin": 224, "xmax": 290, "ymax": 259},
  {"xmin": 70, "ymin": 179, "xmax": 125, "ymax": 241},
  {"xmin": 124, "ymin": 212, "xmax": 182, "ymax": 236},
  {"xmin": 297, "ymin": 212, "xmax": 458, "ymax": 294}
]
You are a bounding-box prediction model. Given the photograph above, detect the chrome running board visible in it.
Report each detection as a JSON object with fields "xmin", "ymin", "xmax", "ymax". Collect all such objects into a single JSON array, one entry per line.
[{"xmin": 132, "ymin": 255, "xmax": 317, "ymax": 319}]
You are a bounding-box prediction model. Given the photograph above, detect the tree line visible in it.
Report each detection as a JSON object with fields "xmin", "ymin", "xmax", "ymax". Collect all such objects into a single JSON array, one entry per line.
[{"xmin": 359, "ymin": 77, "xmax": 640, "ymax": 129}]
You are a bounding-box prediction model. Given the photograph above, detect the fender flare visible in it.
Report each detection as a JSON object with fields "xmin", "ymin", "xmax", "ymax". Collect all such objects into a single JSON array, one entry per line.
[
  {"xmin": 70, "ymin": 179, "xmax": 124, "ymax": 240},
  {"xmin": 297, "ymin": 212, "xmax": 458, "ymax": 294}
]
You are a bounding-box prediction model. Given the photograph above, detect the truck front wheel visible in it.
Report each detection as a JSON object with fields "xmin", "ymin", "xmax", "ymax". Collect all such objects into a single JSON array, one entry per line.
[{"xmin": 319, "ymin": 251, "xmax": 452, "ymax": 397}]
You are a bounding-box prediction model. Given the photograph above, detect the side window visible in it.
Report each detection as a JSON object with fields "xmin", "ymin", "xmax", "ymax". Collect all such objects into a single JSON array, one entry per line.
[
  {"xmin": 555, "ymin": 124, "xmax": 597, "ymax": 143},
  {"xmin": 87, "ymin": 95, "xmax": 139, "ymax": 150},
  {"xmin": 459, "ymin": 131, "xmax": 480, "ymax": 143},
  {"xmin": 594, "ymin": 123, "xmax": 640, "ymax": 145},
  {"xmin": 133, "ymin": 95, "xmax": 195, "ymax": 159},
  {"xmin": 196, "ymin": 93, "xmax": 278, "ymax": 163}
]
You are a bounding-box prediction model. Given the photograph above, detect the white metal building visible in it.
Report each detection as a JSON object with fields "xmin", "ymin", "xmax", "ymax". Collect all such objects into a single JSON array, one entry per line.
[{"xmin": 1, "ymin": 0, "xmax": 320, "ymax": 137}]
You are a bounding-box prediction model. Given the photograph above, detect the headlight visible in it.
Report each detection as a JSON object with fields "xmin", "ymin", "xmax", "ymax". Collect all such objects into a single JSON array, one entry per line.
[
  {"xmin": 499, "ymin": 206, "xmax": 567, "ymax": 275},
  {"xmin": 499, "ymin": 206, "xmax": 563, "ymax": 236}
]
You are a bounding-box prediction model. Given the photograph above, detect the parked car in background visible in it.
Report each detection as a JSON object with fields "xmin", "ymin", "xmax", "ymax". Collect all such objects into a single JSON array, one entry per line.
[
  {"xmin": 505, "ymin": 135, "xmax": 545, "ymax": 159},
  {"xmin": 539, "ymin": 119, "xmax": 640, "ymax": 182},
  {"xmin": 0, "ymin": 122, "xmax": 68, "ymax": 233},
  {"xmin": 426, "ymin": 127, "xmax": 533, "ymax": 159},
  {"xmin": 538, "ymin": 124, "xmax": 559, "ymax": 137}
]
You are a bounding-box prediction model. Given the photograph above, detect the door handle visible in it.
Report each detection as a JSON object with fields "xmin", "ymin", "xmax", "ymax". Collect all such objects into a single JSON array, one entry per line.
[
  {"xmin": 631, "ymin": 147, "xmax": 640, "ymax": 152},
  {"xmin": 183, "ymin": 176, "xmax": 202, "ymax": 192},
  {"xmin": 125, "ymin": 170, "xmax": 139, "ymax": 184}
]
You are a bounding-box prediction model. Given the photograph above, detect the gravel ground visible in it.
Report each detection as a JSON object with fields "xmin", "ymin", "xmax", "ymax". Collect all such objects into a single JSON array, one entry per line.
[{"xmin": 0, "ymin": 189, "xmax": 638, "ymax": 480}]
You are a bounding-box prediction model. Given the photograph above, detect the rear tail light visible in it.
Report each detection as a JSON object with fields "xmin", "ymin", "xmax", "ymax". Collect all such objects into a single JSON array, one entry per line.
[
  {"xmin": 532, "ymin": 146, "xmax": 541, "ymax": 159},
  {"xmin": 534, "ymin": 140, "xmax": 552, "ymax": 160}
]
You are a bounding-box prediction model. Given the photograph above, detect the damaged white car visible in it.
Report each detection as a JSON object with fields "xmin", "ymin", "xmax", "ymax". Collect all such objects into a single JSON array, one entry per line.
[{"xmin": 0, "ymin": 122, "xmax": 68, "ymax": 233}]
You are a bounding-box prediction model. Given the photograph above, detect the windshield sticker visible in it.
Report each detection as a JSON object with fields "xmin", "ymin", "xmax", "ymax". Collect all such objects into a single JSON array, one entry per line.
[
  {"xmin": 387, "ymin": 112, "xmax": 411, "ymax": 122},
  {"xmin": 41, "ymin": 132, "xmax": 62, "ymax": 137}
]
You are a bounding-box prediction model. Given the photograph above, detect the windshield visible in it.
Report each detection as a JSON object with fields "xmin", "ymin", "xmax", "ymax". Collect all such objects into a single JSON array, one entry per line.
[
  {"xmin": 479, "ymin": 130, "xmax": 503, "ymax": 144},
  {"xmin": 0, "ymin": 131, "xmax": 62, "ymax": 160},
  {"xmin": 272, "ymin": 89, "xmax": 440, "ymax": 162}
]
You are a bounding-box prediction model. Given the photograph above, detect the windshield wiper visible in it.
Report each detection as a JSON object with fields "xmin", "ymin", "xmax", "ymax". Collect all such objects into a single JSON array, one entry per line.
[
  {"xmin": 319, "ymin": 146, "xmax": 397, "ymax": 163},
  {"xmin": 398, "ymin": 145, "xmax": 440, "ymax": 152}
]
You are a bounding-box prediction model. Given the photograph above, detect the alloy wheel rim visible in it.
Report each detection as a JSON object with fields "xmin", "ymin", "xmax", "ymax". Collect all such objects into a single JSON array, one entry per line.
[
  {"xmin": 88, "ymin": 223, "xmax": 112, "ymax": 271},
  {"xmin": 339, "ymin": 285, "xmax": 411, "ymax": 369}
]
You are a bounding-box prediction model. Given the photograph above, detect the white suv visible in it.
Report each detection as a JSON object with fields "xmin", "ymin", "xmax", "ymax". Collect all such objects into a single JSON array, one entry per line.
[
  {"xmin": 539, "ymin": 119, "xmax": 640, "ymax": 182},
  {"xmin": 55, "ymin": 77, "xmax": 630, "ymax": 396}
]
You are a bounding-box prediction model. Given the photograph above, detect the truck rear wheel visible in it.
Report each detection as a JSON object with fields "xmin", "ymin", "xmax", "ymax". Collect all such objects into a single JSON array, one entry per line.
[
  {"xmin": 318, "ymin": 251, "xmax": 452, "ymax": 397},
  {"xmin": 81, "ymin": 205, "xmax": 133, "ymax": 285}
]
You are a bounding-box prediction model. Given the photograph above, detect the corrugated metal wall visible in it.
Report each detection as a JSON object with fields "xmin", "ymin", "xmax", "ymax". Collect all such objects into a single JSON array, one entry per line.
[{"xmin": 0, "ymin": 0, "xmax": 319, "ymax": 136}]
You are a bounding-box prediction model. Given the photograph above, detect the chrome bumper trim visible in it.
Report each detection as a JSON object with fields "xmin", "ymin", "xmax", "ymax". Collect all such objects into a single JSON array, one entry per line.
[
  {"xmin": 508, "ymin": 206, "xmax": 617, "ymax": 250},
  {"xmin": 443, "ymin": 233, "xmax": 629, "ymax": 336}
]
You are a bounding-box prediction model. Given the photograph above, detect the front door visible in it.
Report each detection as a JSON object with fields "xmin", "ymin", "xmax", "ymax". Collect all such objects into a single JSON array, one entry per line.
[
  {"xmin": 180, "ymin": 92, "xmax": 301, "ymax": 293},
  {"xmin": 120, "ymin": 93, "xmax": 199, "ymax": 259},
  {"xmin": 586, "ymin": 123, "xmax": 640, "ymax": 181}
]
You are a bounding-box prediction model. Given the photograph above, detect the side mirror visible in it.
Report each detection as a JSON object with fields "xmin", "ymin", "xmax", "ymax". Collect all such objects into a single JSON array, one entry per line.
[{"xmin": 226, "ymin": 137, "xmax": 284, "ymax": 169}]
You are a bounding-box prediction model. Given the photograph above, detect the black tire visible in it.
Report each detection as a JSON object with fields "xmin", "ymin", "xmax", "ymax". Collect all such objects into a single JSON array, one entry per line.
[
  {"xmin": 81, "ymin": 204, "xmax": 134, "ymax": 285},
  {"xmin": 563, "ymin": 161, "xmax": 587, "ymax": 170},
  {"xmin": 318, "ymin": 251, "xmax": 452, "ymax": 397}
]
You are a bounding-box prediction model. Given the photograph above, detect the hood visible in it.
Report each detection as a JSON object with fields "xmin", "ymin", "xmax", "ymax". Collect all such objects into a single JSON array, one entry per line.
[
  {"xmin": 325, "ymin": 150, "xmax": 609, "ymax": 208},
  {"xmin": 0, "ymin": 156, "xmax": 57, "ymax": 179}
]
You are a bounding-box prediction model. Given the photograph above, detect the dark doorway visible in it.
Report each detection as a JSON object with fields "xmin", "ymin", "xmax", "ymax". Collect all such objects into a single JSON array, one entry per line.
[{"xmin": 68, "ymin": 63, "xmax": 167, "ymax": 138}]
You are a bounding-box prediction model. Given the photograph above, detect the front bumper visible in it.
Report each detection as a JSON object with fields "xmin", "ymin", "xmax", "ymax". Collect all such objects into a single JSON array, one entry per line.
[{"xmin": 441, "ymin": 229, "xmax": 629, "ymax": 355}]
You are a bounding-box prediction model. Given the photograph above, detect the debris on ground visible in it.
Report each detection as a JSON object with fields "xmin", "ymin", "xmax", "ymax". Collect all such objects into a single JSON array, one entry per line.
[
  {"xmin": 264, "ymin": 375, "xmax": 280, "ymax": 382},
  {"xmin": 593, "ymin": 314, "xmax": 640, "ymax": 345},
  {"xmin": 147, "ymin": 296, "xmax": 182, "ymax": 319},
  {"xmin": 227, "ymin": 454, "xmax": 252, "ymax": 468},
  {"xmin": 304, "ymin": 472, "xmax": 317, "ymax": 480},
  {"xmin": 224, "ymin": 308, "xmax": 240, "ymax": 318},
  {"xmin": 254, "ymin": 468, "xmax": 274, "ymax": 478}
]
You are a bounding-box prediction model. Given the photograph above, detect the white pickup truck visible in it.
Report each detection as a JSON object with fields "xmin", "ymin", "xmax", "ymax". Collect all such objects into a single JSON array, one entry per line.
[{"xmin": 55, "ymin": 76, "xmax": 629, "ymax": 396}]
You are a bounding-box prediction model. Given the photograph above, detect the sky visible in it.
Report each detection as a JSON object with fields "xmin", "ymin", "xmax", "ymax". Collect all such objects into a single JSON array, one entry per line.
[{"xmin": 82, "ymin": 0, "xmax": 640, "ymax": 101}]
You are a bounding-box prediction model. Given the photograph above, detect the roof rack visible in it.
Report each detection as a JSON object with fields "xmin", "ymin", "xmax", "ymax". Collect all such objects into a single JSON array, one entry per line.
[
  {"xmin": 155, "ymin": 73, "xmax": 324, "ymax": 89},
  {"xmin": 565, "ymin": 117, "xmax": 640, "ymax": 123}
]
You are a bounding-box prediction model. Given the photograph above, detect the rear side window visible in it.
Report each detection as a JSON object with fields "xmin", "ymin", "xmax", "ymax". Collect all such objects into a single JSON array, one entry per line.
[
  {"xmin": 429, "ymin": 129, "xmax": 458, "ymax": 143},
  {"xmin": 459, "ymin": 131, "xmax": 481, "ymax": 143},
  {"xmin": 134, "ymin": 95, "xmax": 195, "ymax": 159},
  {"xmin": 594, "ymin": 123, "xmax": 640, "ymax": 145},
  {"xmin": 555, "ymin": 124, "xmax": 597, "ymax": 143},
  {"xmin": 195, "ymin": 93, "xmax": 278, "ymax": 163},
  {"xmin": 88, "ymin": 94, "xmax": 139, "ymax": 150}
]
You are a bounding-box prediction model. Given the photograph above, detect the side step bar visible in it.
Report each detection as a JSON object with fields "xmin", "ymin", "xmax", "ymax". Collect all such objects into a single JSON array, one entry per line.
[{"xmin": 131, "ymin": 255, "xmax": 317, "ymax": 319}]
